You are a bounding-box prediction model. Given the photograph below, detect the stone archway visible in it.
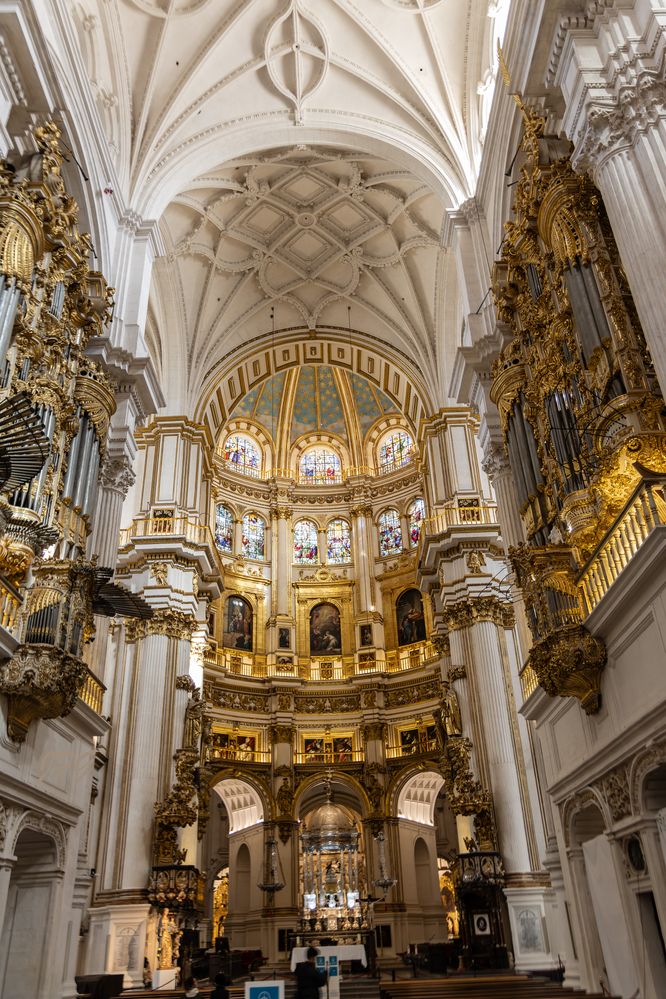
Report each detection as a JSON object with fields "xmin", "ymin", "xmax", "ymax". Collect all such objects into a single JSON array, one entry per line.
[{"xmin": 0, "ymin": 825, "xmax": 65, "ymax": 998}]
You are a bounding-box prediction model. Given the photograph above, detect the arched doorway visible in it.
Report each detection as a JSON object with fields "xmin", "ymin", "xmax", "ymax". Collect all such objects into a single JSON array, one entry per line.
[
  {"xmin": 210, "ymin": 778, "xmax": 265, "ymax": 952},
  {"xmin": 0, "ymin": 826, "xmax": 64, "ymax": 999},
  {"xmin": 395, "ymin": 771, "xmax": 451, "ymax": 951}
]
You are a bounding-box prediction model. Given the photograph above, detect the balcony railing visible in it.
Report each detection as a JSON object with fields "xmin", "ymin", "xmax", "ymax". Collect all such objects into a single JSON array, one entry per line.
[
  {"xmin": 578, "ymin": 476, "xmax": 666, "ymax": 615},
  {"xmin": 215, "ymin": 455, "xmax": 418, "ymax": 484},
  {"xmin": 386, "ymin": 737, "xmax": 439, "ymax": 759},
  {"xmin": 209, "ymin": 746, "xmax": 271, "ymax": 764},
  {"xmin": 0, "ymin": 576, "xmax": 22, "ymax": 637},
  {"xmin": 203, "ymin": 639, "xmax": 438, "ymax": 680},
  {"xmin": 294, "ymin": 749, "xmax": 364, "ymax": 764},
  {"xmin": 119, "ymin": 514, "xmax": 213, "ymax": 549},
  {"xmin": 421, "ymin": 502, "xmax": 499, "ymax": 538},
  {"xmin": 79, "ymin": 667, "xmax": 106, "ymax": 714},
  {"xmin": 519, "ymin": 662, "xmax": 539, "ymax": 702}
]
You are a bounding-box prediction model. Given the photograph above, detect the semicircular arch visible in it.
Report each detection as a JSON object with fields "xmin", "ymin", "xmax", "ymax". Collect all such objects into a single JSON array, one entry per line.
[{"xmin": 195, "ymin": 329, "xmax": 435, "ymax": 445}]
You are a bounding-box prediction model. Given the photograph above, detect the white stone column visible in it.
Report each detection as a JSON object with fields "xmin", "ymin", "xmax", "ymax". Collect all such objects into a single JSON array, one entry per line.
[
  {"xmin": 90, "ymin": 454, "xmax": 135, "ymax": 566},
  {"xmin": 351, "ymin": 504, "xmax": 374, "ymax": 614},
  {"xmin": 482, "ymin": 445, "xmax": 525, "ymax": 549},
  {"xmin": 466, "ymin": 617, "xmax": 532, "ymax": 873},
  {"xmin": 317, "ymin": 526, "xmax": 327, "ymax": 565}
]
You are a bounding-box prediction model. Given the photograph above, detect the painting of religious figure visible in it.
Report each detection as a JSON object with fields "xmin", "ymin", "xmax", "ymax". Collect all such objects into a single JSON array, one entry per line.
[
  {"xmin": 223, "ymin": 595, "xmax": 253, "ymax": 650},
  {"xmin": 396, "ymin": 588, "xmax": 426, "ymax": 646},
  {"xmin": 310, "ymin": 602, "xmax": 342, "ymax": 655},
  {"xmin": 278, "ymin": 627, "xmax": 291, "ymax": 649},
  {"xmin": 333, "ymin": 736, "xmax": 353, "ymax": 762},
  {"xmin": 304, "ymin": 737, "xmax": 325, "ymax": 760},
  {"xmin": 359, "ymin": 623, "xmax": 373, "ymax": 647}
]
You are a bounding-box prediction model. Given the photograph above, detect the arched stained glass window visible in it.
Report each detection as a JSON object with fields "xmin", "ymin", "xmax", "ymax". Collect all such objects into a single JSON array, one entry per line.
[
  {"xmin": 378, "ymin": 430, "xmax": 414, "ymax": 472},
  {"xmin": 408, "ymin": 498, "xmax": 426, "ymax": 547},
  {"xmin": 241, "ymin": 513, "xmax": 265, "ymax": 560},
  {"xmin": 294, "ymin": 520, "xmax": 319, "ymax": 564},
  {"xmin": 223, "ymin": 433, "xmax": 261, "ymax": 477},
  {"xmin": 378, "ymin": 509, "xmax": 402, "ymax": 557},
  {"xmin": 327, "ymin": 519, "xmax": 351, "ymax": 564},
  {"xmin": 299, "ymin": 446, "xmax": 342, "ymax": 485},
  {"xmin": 215, "ymin": 503, "xmax": 234, "ymax": 553}
]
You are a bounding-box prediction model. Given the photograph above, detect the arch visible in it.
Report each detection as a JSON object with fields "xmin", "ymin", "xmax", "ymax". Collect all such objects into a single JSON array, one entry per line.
[
  {"xmin": 293, "ymin": 520, "xmax": 319, "ymax": 564},
  {"xmin": 298, "ymin": 444, "xmax": 343, "ymax": 485},
  {"xmin": 240, "ymin": 512, "xmax": 266, "ymax": 561},
  {"xmin": 415, "ymin": 837, "xmax": 433, "ymax": 907},
  {"xmin": 326, "ymin": 518, "xmax": 352, "ymax": 565},
  {"xmin": 10, "ymin": 811, "xmax": 67, "ymax": 870},
  {"xmin": 407, "ymin": 497, "xmax": 426, "ymax": 548},
  {"xmin": 234, "ymin": 843, "xmax": 251, "ymax": 914},
  {"xmin": 396, "ymin": 588, "xmax": 427, "ymax": 646},
  {"xmin": 629, "ymin": 743, "xmax": 666, "ymax": 814},
  {"xmin": 376, "ymin": 427, "xmax": 415, "ymax": 474},
  {"xmin": 397, "ymin": 771, "xmax": 445, "ymax": 825},
  {"xmin": 295, "ymin": 771, "xmax": 370, "ymax": 818},
  {"xmin": 194, "ymin": 329, "xmax": 435, "ymax": 444},
  {"xmin": 562, "ymin": 789, "xmax": 609, "ymax": 849},
  {"xmin": 214, "ymin": 502, "xmax": 234, "ymax": 554},
  {"xmin": 221, "ymin": 431, "xmax": 263, "ymax": 478},
  {"xmin": 378, "ymin": 508, "xmax": 402, "ymax": 557},
  {"xmin": 212, "ymin": 778, "xmax": 265, "ymax": 834},
  {"xmin": 642, "ymin": 763, "xmax": 666, "ymax": 812},
  {"xmin": 310, "ymin": 602, "xmax": 342, "ymax": 655},
  {"xmin": 223, "ymin": 594, "xmax": 253, "ymax": 652},
  {"xmin": 136, "ymin": 124, "xmax": 465, "ymax": 224}
]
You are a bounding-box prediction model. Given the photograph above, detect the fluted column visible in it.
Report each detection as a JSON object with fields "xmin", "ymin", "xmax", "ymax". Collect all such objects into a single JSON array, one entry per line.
[
  {"xmin": 98, "ymin": 610, "xmax": 196, "ymax": 892},
  {"xmin": 90, "ymin": 455, "xmax": 135, "ymax": 566},
  {"xmin": 466, "ymin": 616, "xmax": 531, "ymax": 873},
  {"xmin": 351, "ymin": 504, "xmax": 374, "ymax": 614},
  {"xmin": 482, "ymin": 445, "xmax": 525, "ymax": 549}
]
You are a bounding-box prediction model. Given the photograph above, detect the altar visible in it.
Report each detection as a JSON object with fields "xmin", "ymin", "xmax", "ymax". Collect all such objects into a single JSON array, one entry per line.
[{"xmin": 289, "ymin": 944, "xmax": 367, "ymax": 972}]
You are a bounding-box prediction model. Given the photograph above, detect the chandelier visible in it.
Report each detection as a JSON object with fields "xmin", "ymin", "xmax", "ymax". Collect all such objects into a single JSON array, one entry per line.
[
  {"xmin": 373, "ymin": 831, "xmax": 397, "ymax": 894},
  {"xmin": 258, "ymin": 837, "xmax": 285, "ymax": 894}
]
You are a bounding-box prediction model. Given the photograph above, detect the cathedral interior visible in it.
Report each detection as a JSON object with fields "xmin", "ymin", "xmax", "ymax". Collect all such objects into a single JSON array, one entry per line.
[{"xmin": 0, "ymin": 2, "xmax": 666, "ymax": 998}]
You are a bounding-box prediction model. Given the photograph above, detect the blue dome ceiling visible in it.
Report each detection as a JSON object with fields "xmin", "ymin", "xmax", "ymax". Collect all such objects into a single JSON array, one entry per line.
[{"xmin": 230, "ymin": 365, "xmax": 399, "ymax": 445}]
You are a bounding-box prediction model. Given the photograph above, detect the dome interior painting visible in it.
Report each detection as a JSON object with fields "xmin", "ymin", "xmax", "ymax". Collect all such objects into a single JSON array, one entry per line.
[{"xmin": 229, "ymin": 364, "xmax": 400, "ymax": 452}]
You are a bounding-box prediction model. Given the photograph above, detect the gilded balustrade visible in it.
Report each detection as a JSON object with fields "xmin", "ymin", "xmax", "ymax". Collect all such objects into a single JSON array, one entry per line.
[
  {"xmin": 203, "ymin": 639, "xmax": 437, "ymax": 680},
  {"xmin": 577, "ymin": 476, "xmax": 666, "ymax": 615},
  {"xmin": 79, "ymin": 667, "xmax": 106, "ymax": 715}
]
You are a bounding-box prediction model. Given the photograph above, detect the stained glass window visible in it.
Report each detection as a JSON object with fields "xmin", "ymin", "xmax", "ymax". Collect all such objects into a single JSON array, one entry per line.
[
  {"xmin": 378, "ymin": 509, "xmax": 402, "ymax": 557},
  {"xmin": 215, "ymin": 503, "xmax": 234, "ymax": 553},
  {"xmin": 294, "ymin": 520, "xmax": 319, "ymax": 564},
  {"xmin": 299, "ymin": 446, "xmax": 342, "ymax": 485},
  {"xmin": 327, "ymin": 519, "xmax": 351, "ymax": 564},
  {"xmin": 378, "ymin": 430, "xmax": 414, "ymax": 472},
  {"xmin": 408, "ymin": 498, "xmax": 426, "ymax": 547},
  {"xmin": 222, "ymin": 433, "xmax": 261, "ymax": 477},
  {"xmin": 241, "ymin": 513, "xmax": 265, "ymax": 560}
]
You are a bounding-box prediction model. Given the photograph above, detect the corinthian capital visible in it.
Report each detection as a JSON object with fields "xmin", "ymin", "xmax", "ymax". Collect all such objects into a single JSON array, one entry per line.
[
  {"xmin": 100, "ymin": 454, "xmax": 135, "ymax": 496},
  {"xmin": 481, "ymin": 444, "xmax": 509, "ymax": 481}
]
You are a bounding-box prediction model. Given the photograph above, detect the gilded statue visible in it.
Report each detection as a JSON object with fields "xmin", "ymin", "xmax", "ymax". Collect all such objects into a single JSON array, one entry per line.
[
  {"xmin": 441, "ymin": 685, "xmax": 462, "ymax": 736},
  {"xmin": 183, "ymin": 690, "xmax": 203, "ymax": 749}
]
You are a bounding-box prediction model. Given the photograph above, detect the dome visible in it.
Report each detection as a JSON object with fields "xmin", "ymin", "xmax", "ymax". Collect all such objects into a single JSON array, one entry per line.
[
  {"xmin": 307, "ymin": 801, "xmax": 354, "ymax": 836},
  {"xmin": 231, "ymin": 365, "xmax": 399, "ymax": 446}
]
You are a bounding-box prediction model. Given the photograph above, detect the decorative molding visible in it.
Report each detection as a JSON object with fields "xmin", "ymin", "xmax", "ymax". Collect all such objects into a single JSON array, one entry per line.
[{"xmin": 442, "ymin": 596, "xmax": 514, "ymax": 632}]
